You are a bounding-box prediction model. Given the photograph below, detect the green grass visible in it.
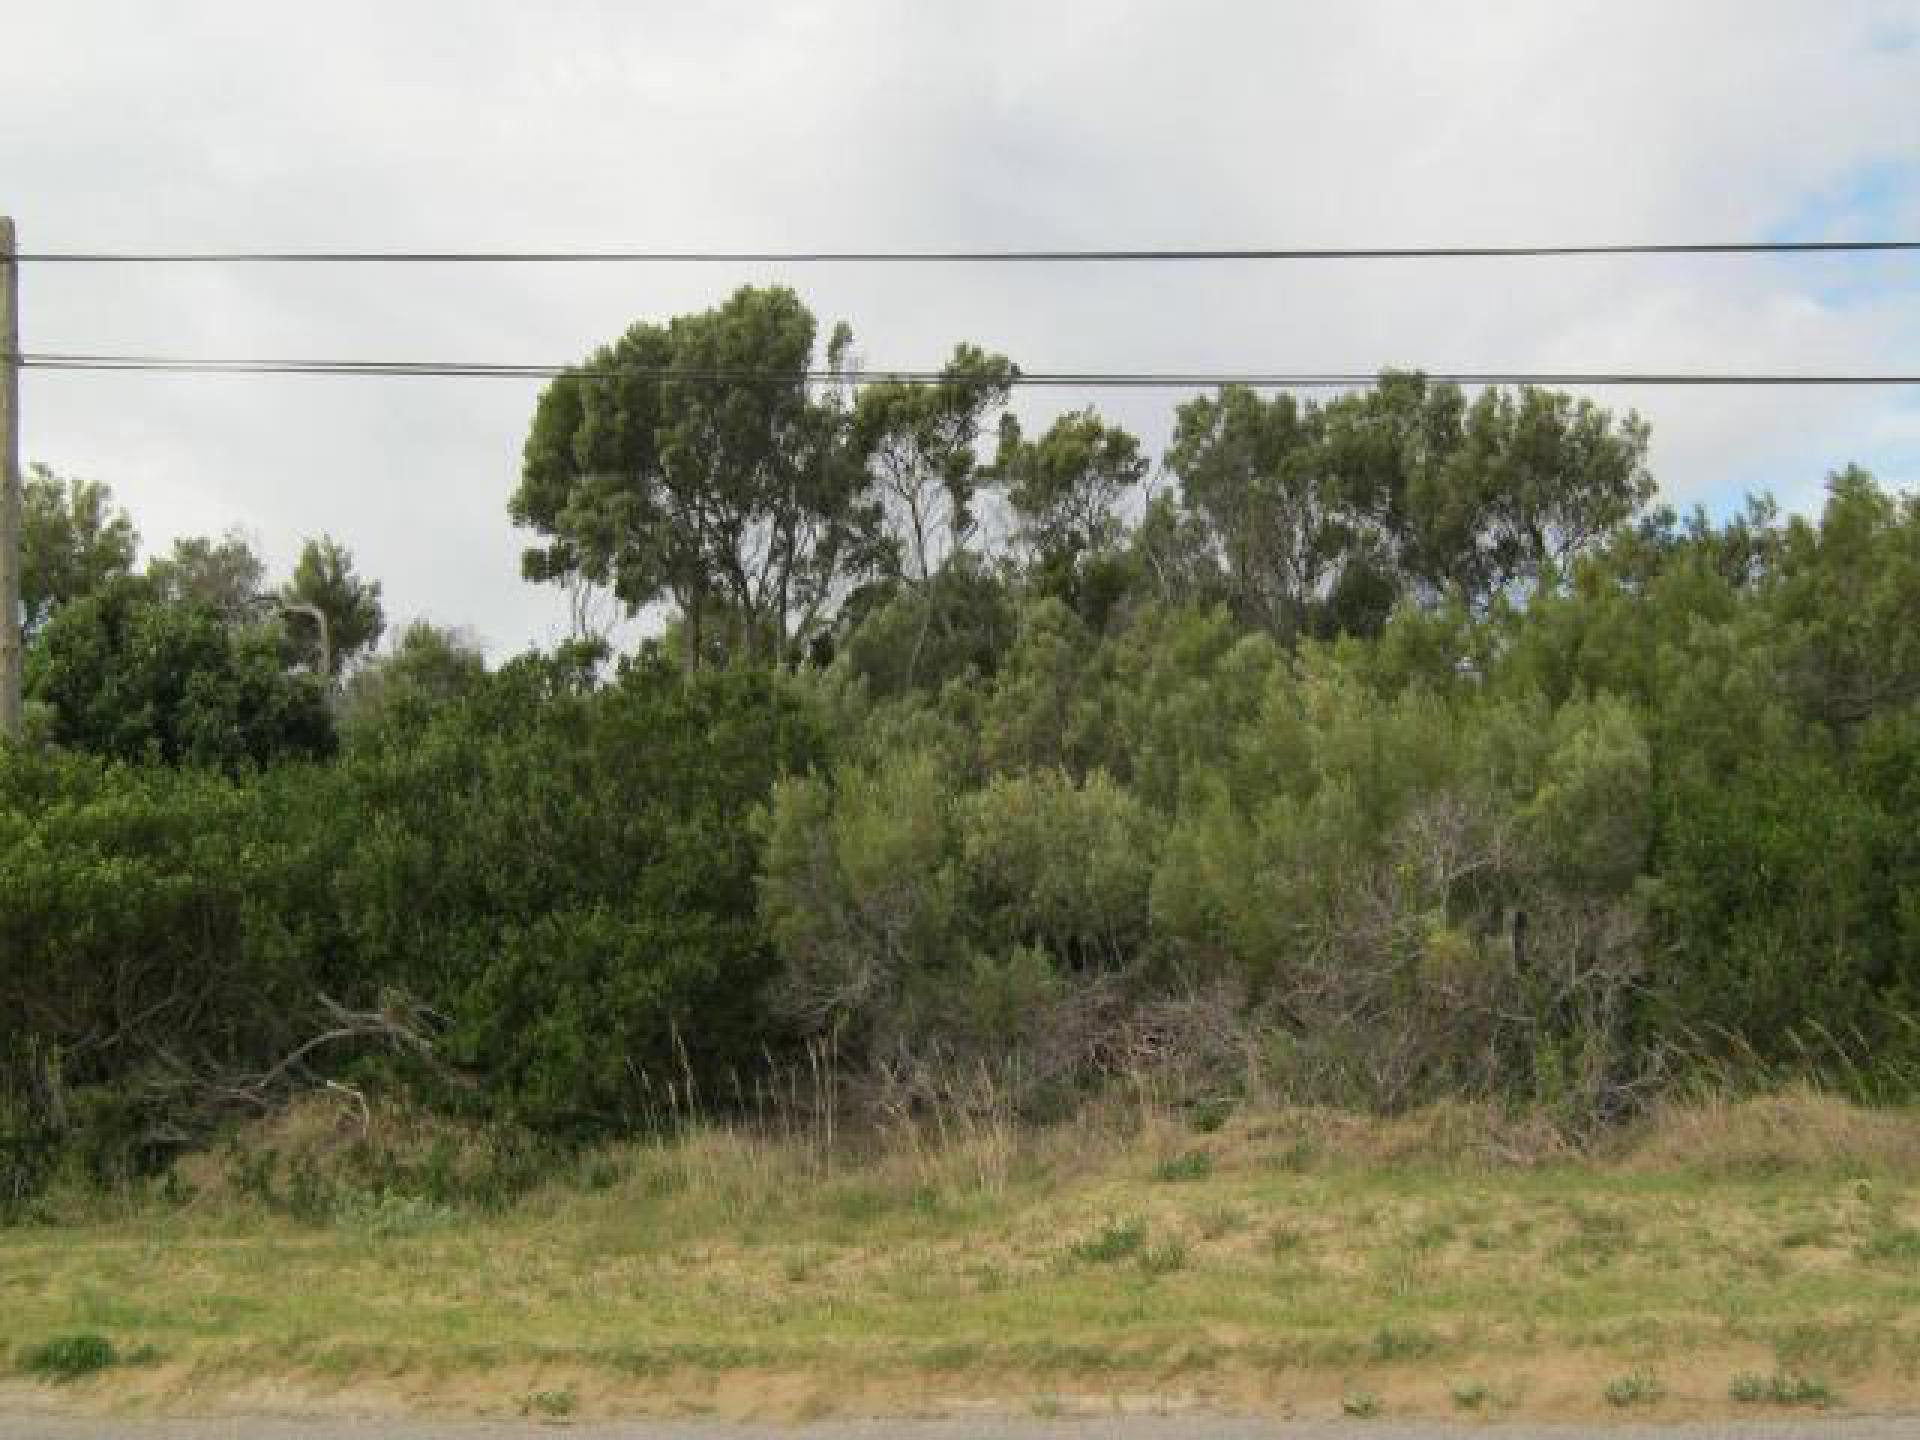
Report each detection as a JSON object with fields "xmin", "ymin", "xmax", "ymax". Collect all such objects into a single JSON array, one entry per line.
[
  {"xmin": 1152, "ymin": 1150, "xmax": 1213, "ymax": 1183},
  {"xmin": 4, "ymin": 1097, "xmax": 1919, "ymax": 1419},
  {"xmin": 1065, "ymin": 1215, "xmax": 1148, "ymax": 1264}
]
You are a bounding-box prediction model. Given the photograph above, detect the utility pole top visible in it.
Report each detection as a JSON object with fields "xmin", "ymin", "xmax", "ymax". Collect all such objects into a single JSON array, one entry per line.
[{"xmin": 1, "ymin": 215, "xmax": 23, "ymax": 742}]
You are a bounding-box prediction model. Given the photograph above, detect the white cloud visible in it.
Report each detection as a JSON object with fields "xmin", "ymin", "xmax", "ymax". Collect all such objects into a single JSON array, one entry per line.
[{"xmin": 7, "ymin": 0, "xmax": 1918, "ymax": 652}]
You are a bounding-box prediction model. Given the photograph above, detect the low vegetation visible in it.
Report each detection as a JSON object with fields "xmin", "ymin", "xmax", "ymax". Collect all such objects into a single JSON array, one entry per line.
[{"xmin": 2, "ymin": 1092, "xmax": 1916, "ymax": 1420}]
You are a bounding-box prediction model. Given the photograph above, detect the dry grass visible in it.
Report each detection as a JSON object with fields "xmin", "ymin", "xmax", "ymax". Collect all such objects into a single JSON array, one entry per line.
[{"xmin": 4, "ymin": 1092, "xmax": 1920, "ymax": 1422}]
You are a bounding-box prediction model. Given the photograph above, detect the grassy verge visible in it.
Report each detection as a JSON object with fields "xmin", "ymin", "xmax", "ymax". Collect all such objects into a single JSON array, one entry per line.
[{"xmin": 3, "ymin": 1092, "xmax": 1920, "ymax": 1421}]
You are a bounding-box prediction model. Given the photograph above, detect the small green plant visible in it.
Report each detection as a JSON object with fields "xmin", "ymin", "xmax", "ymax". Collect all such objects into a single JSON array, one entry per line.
[
  {"xmin": 1730, "ymin": 1370, "xmax": 1834, "ymax": 1406},
  {"xmin": 1153, "ymin": 1150, "xmax": 1213, "ymax": 1182},
  {"xmin": 1188, "ymin": 1097, "xmax": 1235, "ymax": 1133},
  {"xmin": 1138, "ymin": 1239, "xmax": 1188, "ymax": 1275},
  {"xmin": 1603, "ymin": 1367, "xmax": 1663, "ymax": 1407},
  {"xmin": 1197, "ymin": 1205, "xmax": 1247, "ymax": 1239},
  {"xmin": 1450, "ymin": 1378, "xmax": 1490, "ymax": 1409},
  {"xmin": 520, "ymin": 1387, "xmax": 578, "ymax": 1418},
  {"xmin": 1269, "ymin": 1222, "xmax": 1307, "ymax": 1256},
  {"xmin": 1341, "ymin": 1389, "xmax": 1380, "ymax": 1417},
  {"xmin": 1856, "ymin": 1222, "xmax": 1920, "ymax": 1263},
  {"xmin": 577, "ymin": 1154, "xmax": 627, "ymax": 1191},
  {"xmin": 1068, "ymin": 1215, "xmax": 1147, "ymax": 1265},
  {"xmin": 333, "ymin": 1188, "xmax": 455, "ymax": 1239},
  {"xmin": 1271, "ymin": 1135, "xmax": 1318, "ymax": 1173},
  {"xmin": 1370, "ymin": 1324, "xmax": 1440, "ymax": 1362},
  {"xmin": 19, "ymin": 1333, "xmax": 118, "ymax": 1382}
]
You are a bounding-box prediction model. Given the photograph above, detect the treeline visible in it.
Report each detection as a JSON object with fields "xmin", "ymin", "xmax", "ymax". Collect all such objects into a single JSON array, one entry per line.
[{"xmin": 4, "ymin": 285, "xmax": 1918, "ymax": 1204}]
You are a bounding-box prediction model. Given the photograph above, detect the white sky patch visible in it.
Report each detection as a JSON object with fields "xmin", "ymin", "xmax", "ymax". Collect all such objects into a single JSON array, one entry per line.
[{"xmin": 6, "ymin": 0, "xmax": 1919, "ymax": 654}]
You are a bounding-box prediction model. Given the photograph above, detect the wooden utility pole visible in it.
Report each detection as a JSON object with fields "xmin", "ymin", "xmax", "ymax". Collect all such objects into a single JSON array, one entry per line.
[{"xmin": 0, "ymin": 216, "xmax": 22, "ymax": 741}]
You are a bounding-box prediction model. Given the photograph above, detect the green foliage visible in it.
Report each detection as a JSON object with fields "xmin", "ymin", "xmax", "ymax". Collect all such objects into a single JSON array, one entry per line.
[
  {"xmin": 25, "ymin": 577, "xmax": 335, "ymax": 767},
  {"xmin": 13, "ymin": 349, "xmax": 1920, "ymax": 1183},
  {"xmin": 1730, "ymin": 1370, "xmax": 1834, "ymax": 1406},
  {"xmin": 145, "ymin": 529, "xmax": 268, "ymax": 620},
  {"xmin": 338, "ymin": 620, "xmax": 488, "ymax": 740},
  {"xmin": 0, "ymin": 749, "xmax": 355, "ymax": 1176},
  {"xmin": 1152, "ymin": 1150, "xmax": 1213, "ymax": 1183},
  {"xmin": 19, "ymin": 463, "xmax": 139, "ymax": 637},
  {"xmin": 1603, "ymin": 1367, "xmax": 1664, "ymax": 1407},
  {"xmin": 338, "ymin": 654, "xmax": 826, "ymax": 1130},
  {"xmin": 513, "ymin": 286, "xmax": 883, "ymax": 668},
  {"xmin": 19, "ymin": 1333, "xmax": 118, "ymax": 1381},
  {"xmin": 1067, "ymin": 1216, "xmax": 1148, "ymax": 1265},
  {"xmin": 282, "ymin": 534, "xmax": 386, "ymax": 676}
]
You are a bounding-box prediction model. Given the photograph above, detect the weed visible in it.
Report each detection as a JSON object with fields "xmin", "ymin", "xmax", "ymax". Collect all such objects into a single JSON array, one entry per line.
[
  {"xmin": 1153, "ymin": 1150, "xmax": 1213, "ymax": 1183},
  {"xmin": 967, "ymin": 1263, "xmax": 1006, "ymax": 1293},
  {"xmin": 1189, "ymin": 1098, "xmax": 1235, "ymax": 1133},
  {"xmin": 1270, "ymin": 1136, "xmax": 1318, "ymax": 1173},
  {"xmin": 1603, "ymin": 1367, "xmax": 1663, "ymax": 1407},
  {"xmin": 1370, "ymin": 1324, "xmax": 1440, "ymax": 1362},
  {"xmin": 333, "ymin": 1188, "xmax": 454, "ymax": 1238},
  {"xmin": 576, "ymin": 1155, "xmax": 627, "ymax": 1192},
  {"xmin": 1450, "ymin": 1378, "xmax": 1490, "ymax": 1409},
  {"xmin": 1779, "ymin": 1220, "xmax": 1838, "ymax": 1249},
  {"xmin": 1856, "ymin": 1221, "xmax": 1920, "ymax": 1263},
  {"xmin": 1068, "ymin": 1215, "xmax": 1147, "ymax": 1265},
  {"xmin": 19, "ymin": 1333, "xmax": 118, "ymax": 1382},
  {"xmin": 1771, "ymin": 1318, "xmax": 1886, "ymax": 1376},
  {"xmin": 1269, "ymin": 1223, "xmax": 1307, "ymax": 1256},
  {"xmin": 1197, "ymin": 1206, "xmax": 1247, "ymax": 1239},
  {"xmin": 1341, "ymin": 1390, "xmax": 1380, "ymax": 1417},
  {"xmin": 1731, "ymin": 1370, "xmax": 1834, "ymax": 1406},
  {"xmin": 1551, "ymin": 1202, "xmax": 1633, "ymax": 1270},
  {"xmin": 1138, "ymin": 1240, "xmax": 1188, "ymax": 1276},
  {"xmin": 520, "ymin": 1387, "xmax": 578, "ymax": 1418}
]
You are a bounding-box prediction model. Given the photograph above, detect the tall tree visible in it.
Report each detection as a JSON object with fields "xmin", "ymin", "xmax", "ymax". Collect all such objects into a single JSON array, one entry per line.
[
  {"xmin": 1165, "ymin": 386, "xmax": 1341, "ymax": 645},
  {"xmin": 147, "ymin": 530, "xmax": 268, "ymax": 621},
  {"xmin": 282, "ymin": 535, "xmax": 386, "ymax": 678},
  {"xmin": 20, "ymin": 464, "xmax": 139, "ymax": 637},
  {"xmin": 851, "ymin": 344, "xmax": 1016, "ymax": 586},
  {"xmin": 993, "ymin": 408, "xmax": 1146, "ymax": 568},
  {"xmin": 1441, "ymin": 384, "xmax": 1653, "ymax": 601},
  {"xmin": 512, "ymin": 286, "xmax": 877, "ymax": 669}
]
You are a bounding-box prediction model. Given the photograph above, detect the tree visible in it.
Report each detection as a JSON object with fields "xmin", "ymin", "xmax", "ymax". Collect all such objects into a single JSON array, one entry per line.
[
  {"xmin": 1165, "ymin": 386, "xmax": 1342, "ymax": 645},
  {"xmin": 25, "ymin": 578, "xmax": 335, "ymax": 769},
  {"xmin": 1440, "ymin": 384, "xmax": 1652, "ymax": 601},
  {"xmin": 846, "ymin": 346, "xmax": 1016, "ymax": 687},
  {"xmin": 338, "ymin": 620, "xmax": 487, "ymax": 739},
  {"xmin": 282, "ymin": 535, "xmax": 387, "ymax": 678},
  {"xmin": 1166, "ymin": 377, "xmax": 1654, "ymax": 644},
  {"xmin": 852, "ymin": 344, "xmax": 1016, "ymax": 586},
  {"xmin": 995, "ymin": 409, "xmax": 1146, "ymax": 560},
  {"xmin": 147, "ymin": 530, "xmax": 268, "ymax": 620},
  {"xmin": 20, "ymin": 464, "xmax": 139, "ymax": 637},
  {"xmin": 512, "ymin": 286, "xmax": 878, "ymax": 670}
]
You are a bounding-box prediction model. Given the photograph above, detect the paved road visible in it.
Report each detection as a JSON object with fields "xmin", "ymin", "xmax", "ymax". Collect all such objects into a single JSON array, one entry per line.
[{"xmin": 1, "ymin": 1418, "xmax": 1915, "ymax": 1439}]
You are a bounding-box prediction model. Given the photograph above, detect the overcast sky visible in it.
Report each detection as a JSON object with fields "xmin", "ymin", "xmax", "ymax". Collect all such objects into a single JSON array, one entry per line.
[{"xmin": 9, "ymin": 0, "xmax": 1919, "ymax": 655}]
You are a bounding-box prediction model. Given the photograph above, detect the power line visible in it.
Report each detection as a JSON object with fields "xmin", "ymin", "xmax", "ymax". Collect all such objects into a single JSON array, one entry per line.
[
  {"xmin": 16, "ymin": 353, "xmax": 1920, "ymax": 388},
  {"xmin": 11, "ymin": 240, "xmax": 1920, "ymax": 265}
]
